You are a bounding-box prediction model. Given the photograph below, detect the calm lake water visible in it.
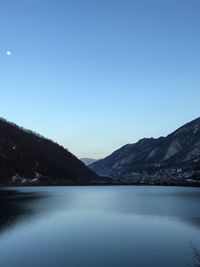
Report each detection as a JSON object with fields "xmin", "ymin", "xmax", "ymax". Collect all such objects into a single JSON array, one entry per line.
[{"xmin": 0, "ymin": 186, "xmax": 200, "ymax": 267}]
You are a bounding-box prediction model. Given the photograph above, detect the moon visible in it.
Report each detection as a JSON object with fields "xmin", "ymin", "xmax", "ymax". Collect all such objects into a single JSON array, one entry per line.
[{"xmin": 6, "ymin": 50, "xmax": 11, "ymax": 56}]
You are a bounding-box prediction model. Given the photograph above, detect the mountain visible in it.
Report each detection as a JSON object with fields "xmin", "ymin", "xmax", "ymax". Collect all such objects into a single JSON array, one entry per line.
[
  {"xmin": 80, "ymin": 158, "xmax": 98, "ymax": 166},
  {"xmin": 90, "ymin": 118, "xmax": 200, "ymax": 181},
  {"xmin": 0, "ymin": 118, "xmax": 97, "ymax": 184}
]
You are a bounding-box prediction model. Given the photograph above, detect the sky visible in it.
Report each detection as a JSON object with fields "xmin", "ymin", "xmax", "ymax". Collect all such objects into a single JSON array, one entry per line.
[{"xmin": 0, "ymin": 0, "xmax": 200, "ymax": 159}]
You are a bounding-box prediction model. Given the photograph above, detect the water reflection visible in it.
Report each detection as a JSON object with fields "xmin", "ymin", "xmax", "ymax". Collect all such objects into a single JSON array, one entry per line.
[
  {"xmin": 103, "ymin": 186, "xmax": 200, "ymax": 228},
  {"xmin": 0, "ymin": 186, "xmax": 200, "ymax": 267},
  {"xmin": 0, "ymin": 187, "xmax": 46, "ymax": 233},
  {"xmin": 1, "ymin": 186, "xmax": 200, "ymax": 232}
]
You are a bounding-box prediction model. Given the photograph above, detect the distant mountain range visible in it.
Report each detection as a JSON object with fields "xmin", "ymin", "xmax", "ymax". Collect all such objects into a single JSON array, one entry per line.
[
  {"xmin": 0, "ymin": 118, "xmax": 97, "ymax": 184},
  {"xmin": 80, "ymin": 158, "xmax": 98, "ymax": 166},
  {"xmin": 90, "ymin": 118, "xmax": 200, "ymax": 182},
  {"xmin": 1, "ymin": 117, "xmax": 200, "ymax": 186}
]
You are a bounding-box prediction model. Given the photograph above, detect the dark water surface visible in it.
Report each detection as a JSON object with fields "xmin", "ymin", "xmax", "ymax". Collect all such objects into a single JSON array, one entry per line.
[{"xmin": 0, "ymin": 186, "xmax": 200, "ymax": 267}]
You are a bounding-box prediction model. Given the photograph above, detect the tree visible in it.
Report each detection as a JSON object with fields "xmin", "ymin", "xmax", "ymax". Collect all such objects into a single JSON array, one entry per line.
[{"xmin": 189, "ymin": 243, "xmax": 200, "ymax": 267}]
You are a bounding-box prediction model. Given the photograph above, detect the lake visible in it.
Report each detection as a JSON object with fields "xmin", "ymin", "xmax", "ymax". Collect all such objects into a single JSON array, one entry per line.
[{"xmin": 0, "ymin": 186, "xmax": 200, "ymax": 267}]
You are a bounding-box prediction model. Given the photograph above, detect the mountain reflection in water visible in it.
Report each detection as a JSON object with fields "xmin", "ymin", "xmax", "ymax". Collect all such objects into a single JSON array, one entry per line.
[
  {"xmin": 0, "ymin": 188, "xmax": 46, "ymax": 233},
  {"xmin": 0, "ymin": 186, "xmax": 200, "ymax": 267}
]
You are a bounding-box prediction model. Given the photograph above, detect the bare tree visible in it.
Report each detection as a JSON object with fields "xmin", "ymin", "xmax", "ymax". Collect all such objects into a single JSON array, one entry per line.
[{"xmin": 189, "ymin": 243, "xmax": 200, "ymax": 267}]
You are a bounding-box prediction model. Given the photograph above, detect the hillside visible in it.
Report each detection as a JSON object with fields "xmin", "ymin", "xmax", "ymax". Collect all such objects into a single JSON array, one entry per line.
[
  {"xmin": 90, "ymin": 118, "xmax": 200, "ymax": 181},
  {"xmin": 80, "ymin": 158, "xmax": 98, "ymax": 166},
  {"xmin": 0, "ymin": 118, "xmax": 97, "ymax": 184}
]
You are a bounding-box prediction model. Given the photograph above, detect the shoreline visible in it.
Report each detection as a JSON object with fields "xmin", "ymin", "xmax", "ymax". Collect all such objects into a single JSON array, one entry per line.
[{"xmin": 1, "ymin": 180, "xmax": 200, "ymax": 188}]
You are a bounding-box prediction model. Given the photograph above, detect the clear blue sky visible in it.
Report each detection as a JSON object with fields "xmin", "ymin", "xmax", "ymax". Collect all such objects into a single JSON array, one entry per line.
[{"xmin": 0, "ymin": 0, "xmax": 200, "ymax": 158}]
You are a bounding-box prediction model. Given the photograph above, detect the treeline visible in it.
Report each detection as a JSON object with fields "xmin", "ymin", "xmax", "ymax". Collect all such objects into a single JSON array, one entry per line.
[
  {"xmin": 0, "ymin": 117, "xmax": 56, "ymax": 145},
  {"xmin": 193, "ymin": 164, "xmax": 200, "ymax": 180},
  {"xmin": 0, "ymin": 117, "xmax": 97, "ymax": 183}
]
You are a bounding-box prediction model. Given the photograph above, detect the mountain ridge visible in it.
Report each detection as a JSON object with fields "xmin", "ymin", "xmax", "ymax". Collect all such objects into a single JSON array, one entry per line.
[
  {"xmin": 80, "ymin": 158, "xmax": 98, "ymax": 166},
  {"xmin": 0, "ymin": 117, "xmax": 97, "ymax": 184},
  {"xmin": 90, "ymin": 117, "xmax": 200, "ymax": 181}
]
